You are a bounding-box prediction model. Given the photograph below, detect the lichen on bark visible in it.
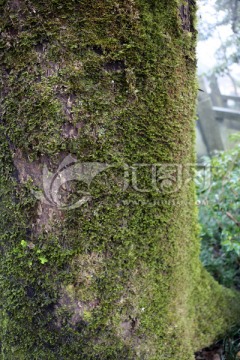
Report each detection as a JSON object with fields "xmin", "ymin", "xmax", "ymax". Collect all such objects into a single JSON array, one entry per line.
[{"xmin": 0, "ymin": 0, "xmax": 239, "ymax": 359}]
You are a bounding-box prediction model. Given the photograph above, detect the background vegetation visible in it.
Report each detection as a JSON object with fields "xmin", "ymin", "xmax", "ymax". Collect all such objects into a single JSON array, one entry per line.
[{"xmin": 198, "ymin": 136, "xmax": 240, "ymax": 290}]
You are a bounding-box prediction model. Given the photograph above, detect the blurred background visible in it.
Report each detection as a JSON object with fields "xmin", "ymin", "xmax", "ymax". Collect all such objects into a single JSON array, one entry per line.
[
  {"xmin": 195, "ymin": 6, "xmax": 240, "ymax": 358},
  {"xmin": 196, "ymin": 0, "xmax": 240, "ymax": 157},
  {"xmin": 197, "ymin": 0, "xmax": 240, "ymax": 293}
]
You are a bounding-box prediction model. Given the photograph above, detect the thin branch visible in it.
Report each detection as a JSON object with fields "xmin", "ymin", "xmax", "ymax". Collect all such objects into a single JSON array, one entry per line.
[{"xmin": 226, "ymin": 212, "xmax": 240, "ymax": 227}]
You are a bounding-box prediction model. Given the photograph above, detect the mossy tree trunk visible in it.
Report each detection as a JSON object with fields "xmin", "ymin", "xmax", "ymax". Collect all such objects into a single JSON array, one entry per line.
[{"xmin": 0, "ymin": 1, "xmax": 239, "ymax": 359}]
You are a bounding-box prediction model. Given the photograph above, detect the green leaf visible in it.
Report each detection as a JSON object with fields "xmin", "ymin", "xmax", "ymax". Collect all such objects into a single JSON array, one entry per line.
[
  {"xmin": 20, "ymin": 240, "xmax": 28, "ymax": 248},
  {"xmin": 38, "ymin": 256, "xmax": 48, "ymax": 265}
]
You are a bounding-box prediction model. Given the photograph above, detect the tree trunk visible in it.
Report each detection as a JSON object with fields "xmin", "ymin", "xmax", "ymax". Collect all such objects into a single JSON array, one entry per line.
[{"xmin": 0, "ymin": 1, "xmax": 239, "ymax": 359}]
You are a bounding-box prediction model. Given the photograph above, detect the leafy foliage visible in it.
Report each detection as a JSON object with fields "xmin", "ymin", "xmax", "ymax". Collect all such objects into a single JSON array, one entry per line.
[
  {"xmin": 197, "ymin": 135, "xmax": 240, "ymax": 288},
  {"xmin": 223, "ymin": 326, "xmax": 240, "ymax": 360}
]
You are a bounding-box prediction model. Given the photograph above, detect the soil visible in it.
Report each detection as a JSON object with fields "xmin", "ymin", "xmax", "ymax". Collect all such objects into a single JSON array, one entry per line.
[{"xmin": 195, "ymin": 344, "xmax": 223, "ymax": 360}]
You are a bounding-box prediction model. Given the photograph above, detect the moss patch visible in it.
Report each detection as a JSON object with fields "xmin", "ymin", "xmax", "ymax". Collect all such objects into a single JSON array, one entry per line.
[{"xmin": 0, "ymin": 0, "xmax": 239, "ymax": 359}]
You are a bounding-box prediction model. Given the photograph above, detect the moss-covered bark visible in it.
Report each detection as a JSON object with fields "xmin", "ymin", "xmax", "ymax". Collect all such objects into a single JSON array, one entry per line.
[{"xmin": 0, "ymin": 0, "xmax": 239, "ymax": 359}]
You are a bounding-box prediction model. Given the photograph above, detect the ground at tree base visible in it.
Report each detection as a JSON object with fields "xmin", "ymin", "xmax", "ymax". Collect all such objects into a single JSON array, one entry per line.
[
  {"xmin": 195, "ymin": 343, "xmax": 240, "ymax": 360},
  {"xmin": 195, "ymin": 344, "xmax": 223, "ymax": 360}
]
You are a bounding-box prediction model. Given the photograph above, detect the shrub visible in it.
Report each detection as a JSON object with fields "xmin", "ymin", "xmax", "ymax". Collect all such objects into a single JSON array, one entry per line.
[{"xmin": 197, "ymin": 135, "xmax": 240, "ymax": 289}]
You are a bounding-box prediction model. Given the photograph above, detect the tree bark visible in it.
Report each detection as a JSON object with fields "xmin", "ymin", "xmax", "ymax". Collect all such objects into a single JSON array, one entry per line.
[{"xmin": 0, "ymin": 1, "xmax": 239, "ymax": 359}]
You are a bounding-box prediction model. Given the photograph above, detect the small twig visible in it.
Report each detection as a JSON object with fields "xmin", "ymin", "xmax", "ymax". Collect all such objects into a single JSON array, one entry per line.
[{"xmin": 226, "ymin": 212, "xmax": 240, "ymax": 227}]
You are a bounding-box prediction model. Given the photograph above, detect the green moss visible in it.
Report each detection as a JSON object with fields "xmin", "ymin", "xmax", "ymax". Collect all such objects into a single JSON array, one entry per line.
[{"xmin": 0, "ymin": 0, "xmax": 239, "ymax": 359}]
